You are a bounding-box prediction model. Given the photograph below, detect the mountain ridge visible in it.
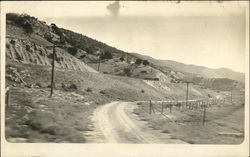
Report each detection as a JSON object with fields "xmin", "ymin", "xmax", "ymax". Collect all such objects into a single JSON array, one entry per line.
[{"xmin": 160, "ymin": 59, "xmax": 245, "ymax": 82}]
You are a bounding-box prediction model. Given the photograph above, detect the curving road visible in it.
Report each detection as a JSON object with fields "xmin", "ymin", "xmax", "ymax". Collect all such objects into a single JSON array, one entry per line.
[{"xmin": 84, "ymin": 101, "xmax": 186, "ymax": 144}]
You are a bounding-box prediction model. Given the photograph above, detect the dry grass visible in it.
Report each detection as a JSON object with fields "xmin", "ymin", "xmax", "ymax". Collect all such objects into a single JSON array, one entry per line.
[
  {"xmin": 135, "ymin": 101, "xmax": 244, "ymax": 144},
  {"xmin": 5, "ymin": 87, "xmax": 99, "ymax": 142}
]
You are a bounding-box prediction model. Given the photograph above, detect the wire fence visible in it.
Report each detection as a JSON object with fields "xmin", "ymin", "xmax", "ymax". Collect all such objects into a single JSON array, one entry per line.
[{"xmin": 137, "ymin": 98, "xmax": 233, "ymax": 126}]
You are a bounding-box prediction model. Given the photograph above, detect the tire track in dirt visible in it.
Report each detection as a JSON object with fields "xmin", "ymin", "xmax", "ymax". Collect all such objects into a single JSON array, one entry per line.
[{"xmin": 85, "ymin": 101, "xmax": 186, "ymax": 143}]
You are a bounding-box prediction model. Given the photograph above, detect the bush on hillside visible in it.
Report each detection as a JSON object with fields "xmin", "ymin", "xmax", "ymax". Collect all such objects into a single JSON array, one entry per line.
[
  {"xmin": 120, "ymin": 57, "xmax": 125, "ymax": 61},
  {"xmin": 100, "ymin": 51, "xmax": 113, "ymax": 60},
  {"xmin": 85, "ymin": 47, "xmax": 94, "ymax": 54},
  {"xmin": 7, "ymin": 13, "xmax": 34, "ymax": 34},
  {"xmin": 124, "ymin": 67, "xmax": 132, "ymax": 77},
  {"xmin": 135, "ymin": 58, "xmax": 142, "ymax": 65},
  {"xmin": 68, "ymin": 47, "xmax": 78, "ymax": 56},
  {"xmin": 23, "ymin": 22, "xmax": 33, "ymax": 34},
  {"xmin": 143, "ymin": 60, "xmax": 150, "ymax": 66}
]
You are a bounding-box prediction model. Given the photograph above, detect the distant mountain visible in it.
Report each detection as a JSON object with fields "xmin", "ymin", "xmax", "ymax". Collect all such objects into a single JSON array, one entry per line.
[
  {"xmin": 132, "ymin": 53, "xmax": 244, "ymax": 83},
  {"xmin": 213, "ymin": 68, "xmax": 245, "ymax": 83},
  {"xmin": 160, "ymin": 60, "xmax": 245, "ymax": 82}
]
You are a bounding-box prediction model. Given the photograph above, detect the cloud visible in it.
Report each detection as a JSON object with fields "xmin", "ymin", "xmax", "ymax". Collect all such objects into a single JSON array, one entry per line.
[{"xmin": 106, "ymin": 1, "xmax": 120, "ymax": 17}]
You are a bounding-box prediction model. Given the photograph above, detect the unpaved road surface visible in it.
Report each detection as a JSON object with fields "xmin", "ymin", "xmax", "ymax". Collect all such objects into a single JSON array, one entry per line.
[{"xmin": 83, "ymin": 101, "xmax": 186, "ymax": 144}]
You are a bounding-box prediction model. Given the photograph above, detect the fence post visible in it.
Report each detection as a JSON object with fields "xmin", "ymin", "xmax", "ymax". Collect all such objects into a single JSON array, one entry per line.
[
  {"xmin": 161, "ymin": 102, "xmax": 164, "ymax": 114},
  {"xmin": 6, "ymin": 88, "xmax": 10, "ymax": 108},
  {"xmin": 149, "ymin": 100, "xmax": 152, "ymax": 114},
  {"xmin": 203, "ymin": 102, "xmax": 206, "ymax": 126},
  {"xmin": 185, "ymin": 82, "xmax": 189, "ymax": 109},
  {"xmin": 169, "ymin": 103, "xmax": 172, "ymax": 113}
]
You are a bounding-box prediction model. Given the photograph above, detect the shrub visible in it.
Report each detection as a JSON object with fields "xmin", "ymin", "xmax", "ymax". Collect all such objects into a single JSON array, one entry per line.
[
  {"xmin": 100, "ymin": 51, "xmax": 113, "ymax": 60},
  {"xmin": 100, "ymin": 90, "xmax": 106, "ymax": 94},
  {"xmin": 10, "ymin": 40, "xmax": 15, "ymax": 44},
  {"xmin": 69, "ymin": 84, "xmax": 78, "ymax": 90},
  {"xmin": 120, "ymin": 57, "xmax": 125, "ymax": 61},
  {"xmin": 143, "ymin": 60, "xmax": 150, "ymax": 66},
  {"xmin": 26, "ymin": 45, "xmax": 31, "ymax": 51},
  {"xmin": 7, "ymin": 13, "xmax": 34, "ymax": 34},
  {"xmin": 86, "ymin": 87, "xmax": 92, "ymax": 92},
  {"xmin": 135, "ymin": 58, "xmax": 142, "ymax": 65},
  {"xmin": 68, "ymin": 47, "xmax": 78, "ymax": 56},
  {"xmin": 85, "ymin": 47, "xmax": 94, "ymax": 54},
  {"xmin": 140, "ymin": 70, "xmax": 147, "ymax": 73},
  {"xmin": 23, "ymin": 22, "xmax": 33, "ymax": 34},
  {"xmin": 124, "ymin": 67, "xmax": 132, "ymax": 77},
  {"xmin": 80, "ymin": 54, "xmax": 86, "ymax": 59}
]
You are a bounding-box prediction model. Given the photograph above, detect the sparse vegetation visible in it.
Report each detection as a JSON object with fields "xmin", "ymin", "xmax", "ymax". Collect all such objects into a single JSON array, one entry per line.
[
  {"xmin": 123, "ymin": 67, "xmax": 132, "ymax": 77},
  {"xmin": 120, "ymin": 57, "xmax": 125, "ymax": 61},
  {"xmin": 100, "ymin": 51, "xmax": 113, "ymax": 60},
  {"xmin": 67, "ymin": 47, "xmax": 78, "ymax": 56},
  {"xmin": 143, "ymin": 60, "xmax": 150, "ymax": 66},
  {"xmin": 86, "ymin": 87, "xmax": 92, "ymax": 92},
  {"xmin": 135, "ymin": 58, "xmax": 142, "ymax": 65},
  {"xmin": 7, "ymin": 13, "xmax": 34, "ymax": 34}
]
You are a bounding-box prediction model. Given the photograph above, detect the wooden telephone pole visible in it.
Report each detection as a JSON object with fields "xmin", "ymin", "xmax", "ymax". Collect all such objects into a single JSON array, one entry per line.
[
  {"xmin": 46, "ymin": 44, "xmax": 63, "ymax": 97},
  {"xmin": 230, "ymin": 88, "xmax": 233, "ymax": 105},
  {"xmin": 98, "ymin": 56, "xmax": 101, "ymax": 71},
  {"xmin": 185, "ymin": 81, "xmax": 190, "ymax": 109}
]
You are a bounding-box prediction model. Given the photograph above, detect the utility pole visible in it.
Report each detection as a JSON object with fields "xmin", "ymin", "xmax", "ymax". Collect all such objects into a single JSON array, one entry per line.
[
  {"xmin": 51, "ymin": 45, "xmax": 56, "ymax": 97},
  {"xmin": 97, "ymin": 56, "xmax": 101, "ymax": 72},
  {"xmin": 97, "ymin": 56, "xmax": 103, "ymax": 72},
  {"xmin": 46, "ymin": 44, "xmax": 63, "ymax": 97},
  {"xmin": 202, "ymin": 103, "xmax": 206, "ymax": 126},
  {"xmin": 185, "ymin": 81, "xmax": 190, "ymax": 109},
  {"xmin": 231, "ymin": 87, "xmax": 233, "ymax": 105},
  {"xmin": 97, "ymin": 51, "xmax": 103, "ymax": 72}
]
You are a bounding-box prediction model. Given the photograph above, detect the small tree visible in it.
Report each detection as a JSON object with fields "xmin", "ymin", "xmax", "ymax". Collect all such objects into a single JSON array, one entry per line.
[
  {"xmin": 120, "ymin": 57, "xmax": 125, "ymax": 61},
  {"xmin": 68, "ymin": 47, "xmax": 78, "ymax": 56},
  {"xmin": 100, "ymin": 51, "xmax": 113, "ymax": 60},
  {"xmin": 85, "ymin": 47, "xmax": 94, "ymax": 54},
  {"xmin": 124, "ymin": 67, "xmax": 132, "ymax": 77},
  {"xmin": 23, "ymin": 22, "xmax": 33, "ymax": 34},
  {"xmin": 143, "ymin": 60, "xmax": 150, "ymax": 66},
  {"xmin": 135, "ymin": 58, "xmax": 142, "ymax": 65}
]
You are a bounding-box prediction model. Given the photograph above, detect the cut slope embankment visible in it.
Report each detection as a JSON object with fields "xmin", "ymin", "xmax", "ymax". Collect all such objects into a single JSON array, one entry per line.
[{"xmin": 6, "ymin": 37, "xmax": 97, "ymax": 73}]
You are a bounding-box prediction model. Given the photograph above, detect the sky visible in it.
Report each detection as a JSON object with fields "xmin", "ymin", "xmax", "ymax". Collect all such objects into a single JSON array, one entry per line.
[{"xmin": 2, "ymin": 1, "xmax": 248, "ymax": 73}]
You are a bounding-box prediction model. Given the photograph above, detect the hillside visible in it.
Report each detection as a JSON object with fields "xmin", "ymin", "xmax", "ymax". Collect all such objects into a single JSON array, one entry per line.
[{"xmin": 133, "ymin": 53, "xmax": 245, "ymax": 90}]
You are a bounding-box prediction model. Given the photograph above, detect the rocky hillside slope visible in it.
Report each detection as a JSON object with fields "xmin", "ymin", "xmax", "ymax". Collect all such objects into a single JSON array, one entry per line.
[{"xmin": 6, "ymin": 14, "xmax": 97, "ymax": 73}]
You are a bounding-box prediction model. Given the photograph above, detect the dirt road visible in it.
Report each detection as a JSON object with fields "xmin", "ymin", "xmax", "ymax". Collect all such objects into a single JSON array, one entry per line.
[{"xmin": 84, "ymin": 101, "xmax": 186, "ymax": 144}]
